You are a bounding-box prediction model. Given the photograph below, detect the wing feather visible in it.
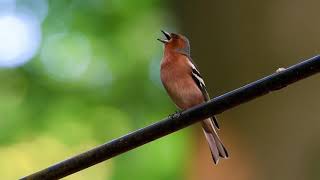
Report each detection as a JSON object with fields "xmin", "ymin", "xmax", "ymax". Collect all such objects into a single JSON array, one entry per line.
[{"xmin": 189, "ymin": 60, "xmax": 220, "ymax": 129}]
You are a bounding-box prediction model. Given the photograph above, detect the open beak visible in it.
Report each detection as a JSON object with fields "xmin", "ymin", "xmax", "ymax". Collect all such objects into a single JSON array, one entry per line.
[{"xmin": 157, "ymin": 30, "xmax": 171, "ymax": 43}]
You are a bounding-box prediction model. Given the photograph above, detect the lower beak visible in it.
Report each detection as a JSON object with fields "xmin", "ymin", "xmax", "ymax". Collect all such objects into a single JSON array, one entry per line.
[
  {"xmin": 157, "ymin": 38, "xmax": 168, "ymax": 43},
  {"xmin": 157, "ymin": 30, "xmax": 171, "ymax": 43}
]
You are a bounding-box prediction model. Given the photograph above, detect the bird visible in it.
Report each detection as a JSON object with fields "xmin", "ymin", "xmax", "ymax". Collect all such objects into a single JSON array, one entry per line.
[{"xmin": 158, "ymin": 30, "xmax": 228, "ymax": 164}]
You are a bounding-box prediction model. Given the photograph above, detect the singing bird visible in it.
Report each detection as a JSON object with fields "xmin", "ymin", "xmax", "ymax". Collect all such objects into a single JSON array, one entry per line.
[{"xmin": 158, "ymin": 30, "xmax": 228, "ymax": 164}]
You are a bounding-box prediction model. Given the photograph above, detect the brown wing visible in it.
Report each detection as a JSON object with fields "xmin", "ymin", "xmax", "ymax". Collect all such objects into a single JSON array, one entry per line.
[{"xmin": 190, "ymin": 62, "xmax": 220, "ymax": 129}]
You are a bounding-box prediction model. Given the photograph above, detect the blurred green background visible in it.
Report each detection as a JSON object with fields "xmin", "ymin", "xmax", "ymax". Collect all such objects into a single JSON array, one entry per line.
[{"xmin": 1, "ymin": 0, "xmax": 320, "ymax": 179}]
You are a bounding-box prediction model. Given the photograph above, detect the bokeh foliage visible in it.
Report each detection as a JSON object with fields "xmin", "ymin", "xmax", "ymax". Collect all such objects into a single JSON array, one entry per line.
[{"xmin": 0, "ymin": 0, "xmax": 191, "ymax": 179}]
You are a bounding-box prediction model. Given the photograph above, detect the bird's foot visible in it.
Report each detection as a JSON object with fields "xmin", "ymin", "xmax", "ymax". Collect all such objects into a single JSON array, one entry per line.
[{"xmin": 169, "ymin": 110, "xmax": 182, "ymax": 119}]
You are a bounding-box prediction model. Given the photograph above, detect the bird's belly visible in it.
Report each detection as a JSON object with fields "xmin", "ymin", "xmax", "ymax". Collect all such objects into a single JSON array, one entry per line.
[{"xmin": 161, "ymin": 75, "xmax": 204, "ymax": 110}]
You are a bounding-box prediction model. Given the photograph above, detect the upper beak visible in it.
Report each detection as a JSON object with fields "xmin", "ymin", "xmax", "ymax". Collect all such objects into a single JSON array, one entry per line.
[{"xmin": 157, "ymin": 30, "xmax": 171, "ymax": 43}]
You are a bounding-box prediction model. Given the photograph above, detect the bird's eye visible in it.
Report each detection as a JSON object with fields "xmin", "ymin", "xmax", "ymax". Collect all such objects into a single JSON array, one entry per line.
[{"xmin": 171, "ymin": 33, "xmax": 178, "ymax": 39}]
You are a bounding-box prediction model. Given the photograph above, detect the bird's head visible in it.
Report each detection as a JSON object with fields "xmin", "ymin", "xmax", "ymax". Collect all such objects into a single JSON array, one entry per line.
[{"xmin": 158, "ymin": 30, "xmax": 190, "ymax": 56}]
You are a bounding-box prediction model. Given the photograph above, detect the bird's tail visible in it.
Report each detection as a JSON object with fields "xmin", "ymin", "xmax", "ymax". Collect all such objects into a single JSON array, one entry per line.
[{"xmin": 202, "ymin": 117, "xmax": 228, "ymax": 164}]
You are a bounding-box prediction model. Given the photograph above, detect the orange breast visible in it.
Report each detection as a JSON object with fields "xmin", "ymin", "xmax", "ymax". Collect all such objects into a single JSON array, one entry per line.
[{"xmin": 160, "ymin": 55, "xmax": 204, "ymax": 110}]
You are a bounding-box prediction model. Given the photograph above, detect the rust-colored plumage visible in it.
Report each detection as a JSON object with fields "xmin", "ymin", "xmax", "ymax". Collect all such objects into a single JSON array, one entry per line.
[{"xmin": 158, "ymin": 30, "xmax": 228, "ymax": 164}]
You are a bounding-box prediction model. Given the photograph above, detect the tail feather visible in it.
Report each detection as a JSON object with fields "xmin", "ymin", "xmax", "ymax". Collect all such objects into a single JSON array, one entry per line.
[
  {"xmin": 202, "ymin": 129, "xmax": 220, "ymax": 164},
  {"xmin": 202, "ymin": 117, "xmax": 228, "ymax": 164},
  {"xmin": 211, "ymin": 116, "xmax": 220, "ymax": 129}
]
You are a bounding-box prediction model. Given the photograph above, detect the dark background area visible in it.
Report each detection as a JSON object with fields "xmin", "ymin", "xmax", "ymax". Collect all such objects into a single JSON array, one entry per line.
[{"xmin": 174, "ymin": 1, "xmax": 320, "ymax": 179}]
